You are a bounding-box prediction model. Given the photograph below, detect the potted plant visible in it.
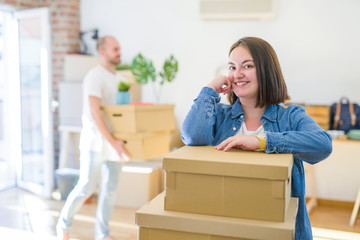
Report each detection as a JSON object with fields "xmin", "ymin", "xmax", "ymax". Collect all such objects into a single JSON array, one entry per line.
[
  {"xmin": 115, "ymin": 64, "xmax": 132, "ymax": 71},
  {"xmin": 116, "ymin": 81, "xmax": 131, "ymax": 105},
  {"xmin": 131, "ymin": 53, "xmax": 178, "ymax": 103}
]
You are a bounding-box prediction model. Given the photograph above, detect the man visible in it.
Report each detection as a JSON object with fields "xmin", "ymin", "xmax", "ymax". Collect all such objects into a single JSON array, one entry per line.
[{"xmin": 57, "ymin": 36, "xmax": 130, "ymax": 240}]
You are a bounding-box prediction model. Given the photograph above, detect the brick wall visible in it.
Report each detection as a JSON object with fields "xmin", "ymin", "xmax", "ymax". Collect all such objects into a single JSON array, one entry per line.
[
  {"xmin": 49, "ymin": 0, "xmax": 81, "ymax": 167},
  {"xmin": 1, "ymin": 0, "xmax": 81, "ymax": 167},
  {"xmin": 1, "ymin": 0, "xmax": 39, "ymax": 8}
]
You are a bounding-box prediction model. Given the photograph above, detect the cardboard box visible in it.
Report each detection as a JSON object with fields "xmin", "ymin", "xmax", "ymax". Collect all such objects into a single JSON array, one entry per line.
[
  {"xmin": 145, "ymin": 156, "xmax": 166, "ymax": 191},
  {"xmin": 136, "ymin": 192, "xmax": 298, "ymax": 240},
  {"xmin": 102, "ymin": 104, "xmax": 176, "ymax": 133},
  {"xmin": 129, "ymin": 83, "xmax": 141, "ymax": 103},
  {"xmin": 163, "ymin": 146, "xmax": 293, "ymax": 222},
  {"xmin": 169, "ymin": 128, "xmax": 185, "ymax": 151},
  {"xmin": 113, "ymin": 131, "xmax": 170, "ymax": 160},
  {"xmin": 116, "ymin": 161, "xmax": 162, "ymax": 208},
  {"xmin": 63, "ymin": 54, "xmax": 99, "ymax": 82}
]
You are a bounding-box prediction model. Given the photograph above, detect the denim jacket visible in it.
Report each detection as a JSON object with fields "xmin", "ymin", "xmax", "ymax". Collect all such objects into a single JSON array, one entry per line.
[{"xmin": 181, "ymin": 87, "xmax": 333, "ymax": 240}]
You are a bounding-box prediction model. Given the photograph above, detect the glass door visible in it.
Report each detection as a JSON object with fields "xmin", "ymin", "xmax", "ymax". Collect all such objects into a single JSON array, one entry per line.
[
  {"xmin": 12, "ymin": 7, "xmax": 54, "ymax": 198},
  {"xmin": 0, "ymin": 9, "xmax": 16, "ymax": 190}
]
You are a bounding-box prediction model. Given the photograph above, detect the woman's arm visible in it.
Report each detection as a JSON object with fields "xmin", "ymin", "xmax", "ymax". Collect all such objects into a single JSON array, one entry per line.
[
  {"xmin": 181, "ymin": 87, "xmax": 224, "ymax": 146},
  {"xmin": 266, "ymin": 106, "xmax": 333, "ymax": 164},
  {"xmin": 182, "ymin": 75, "xmax": 231, "ymax": 145}
]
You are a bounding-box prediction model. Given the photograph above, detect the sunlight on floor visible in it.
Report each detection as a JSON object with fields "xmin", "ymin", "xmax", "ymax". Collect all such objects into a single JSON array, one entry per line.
[
  {"xmin": 44, "ymin": 209, "xmax": 139, "ymax": 230},
  {"xmin": 313, "ymin": 227, "xmax": 360, "ymax": 240},
  {"xmin": 0, "ymin": 226, "xmax": 69, "ymax": 240}
]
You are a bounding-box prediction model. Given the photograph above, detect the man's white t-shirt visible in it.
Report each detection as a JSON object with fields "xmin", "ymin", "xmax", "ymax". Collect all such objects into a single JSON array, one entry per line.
[{"xmin": 79, "ymin": 65, "xmax": 125, "ymax": 160}]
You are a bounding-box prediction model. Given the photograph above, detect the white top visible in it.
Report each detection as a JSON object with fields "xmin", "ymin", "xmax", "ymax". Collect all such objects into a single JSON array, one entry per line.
[
  {"xmin": 236, "ymin": 122, "xmax": 265, "ymax": 137},
  {"xmin": 79, "ymin": 65, "xmax": 126, "ymax": 160}
]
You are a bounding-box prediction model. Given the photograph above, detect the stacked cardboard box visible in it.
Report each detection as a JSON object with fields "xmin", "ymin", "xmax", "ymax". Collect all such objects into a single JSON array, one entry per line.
[
  {"xmin": 103, "ymin": 104, "xmax": 177, "ymax": 207},
  {"xmin": 115, "ymin": 161, "xmax": 163, "ymax": 208},
  {"xmin": 102, "ymin": 104, "xmax": 176, "ymax": 160},
  {"xmin": 136, "ymin": 146, "xmax": 299, "ymax": 240}
]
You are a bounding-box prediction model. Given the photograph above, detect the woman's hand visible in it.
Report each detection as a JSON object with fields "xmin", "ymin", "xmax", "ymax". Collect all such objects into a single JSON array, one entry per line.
[
  {"xmin": 207, "ymin": 75, "xmax": 232, "ymax": 95},
  {"xmin": 216, "ymin": 135, "xmax": 260, "ymax": 151}
]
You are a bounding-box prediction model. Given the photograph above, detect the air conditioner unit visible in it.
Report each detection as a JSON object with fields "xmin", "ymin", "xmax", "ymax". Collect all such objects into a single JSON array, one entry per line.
[{"xmin": 200, "ymin": 0, "xmax": 276, "ymax": 20}]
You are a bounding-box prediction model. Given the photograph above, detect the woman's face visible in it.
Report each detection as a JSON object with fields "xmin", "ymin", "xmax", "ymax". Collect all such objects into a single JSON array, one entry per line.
[{"xmin": 228, "ymin": 46, "xmax": 258, "ymax": 102}]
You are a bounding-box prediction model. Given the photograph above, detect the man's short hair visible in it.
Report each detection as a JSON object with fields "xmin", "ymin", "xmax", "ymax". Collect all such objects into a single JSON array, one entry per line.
[{"xmin": 96, "ymin": 36, "xmax": 111, "ymax": 52}]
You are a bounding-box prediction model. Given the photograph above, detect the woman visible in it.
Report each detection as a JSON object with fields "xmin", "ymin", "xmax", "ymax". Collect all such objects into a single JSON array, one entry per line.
[{"xmin": 181, "ymin": 37, "xmax": 332, "ymax": 240}]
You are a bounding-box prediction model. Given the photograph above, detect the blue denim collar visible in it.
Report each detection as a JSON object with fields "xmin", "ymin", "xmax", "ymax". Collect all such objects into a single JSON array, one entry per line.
[
  {"xmin": 230, "ymin": 98, "xmax": 244, "ymax": 119},
  {"xmin": 231, "ymin": 98, "xmax": 278, "ymax": 122},
  {"xmin": 263, "ymin": 105, "xmax": 278, "ymax": 122}
]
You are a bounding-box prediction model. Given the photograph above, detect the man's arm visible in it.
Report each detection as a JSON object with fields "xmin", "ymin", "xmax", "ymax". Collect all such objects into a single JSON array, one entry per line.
[{"xmin": 89, "ymin": 95, "xmax": 130, "ymax": 160}]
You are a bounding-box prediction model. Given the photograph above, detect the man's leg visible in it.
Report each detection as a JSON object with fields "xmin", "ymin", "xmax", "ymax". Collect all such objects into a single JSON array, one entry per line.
[
  {"xmin": 57, "ymin": 151, "xmax": 103, "ymax": 239},
  {"xmin": 95, "ymin": 160, "xmax": 122, "ymax": 240}
]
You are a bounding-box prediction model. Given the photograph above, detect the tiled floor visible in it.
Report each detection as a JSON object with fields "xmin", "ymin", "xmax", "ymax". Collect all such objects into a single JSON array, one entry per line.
[{"xmin": 0, "ymin": 187, "xmax": 360, "ymax": 240}]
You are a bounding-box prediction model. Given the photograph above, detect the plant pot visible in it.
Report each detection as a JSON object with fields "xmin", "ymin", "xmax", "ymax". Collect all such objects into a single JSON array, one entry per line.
[{"xmin": 116, "ymin": 91, "xmax": 130, "ymax": 105}]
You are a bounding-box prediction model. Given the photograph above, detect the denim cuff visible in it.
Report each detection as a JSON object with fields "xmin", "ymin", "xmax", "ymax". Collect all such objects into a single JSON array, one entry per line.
[
  {"xmin": 265, "ymin": 132, "xmax": 285, "ymax": 153},
  {"xmin": 198, "ymin": 87, "xmax": 221, "ymax": 103}
]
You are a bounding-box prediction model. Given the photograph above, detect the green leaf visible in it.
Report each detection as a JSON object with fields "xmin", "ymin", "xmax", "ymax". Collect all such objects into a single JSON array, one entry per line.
[
  {"xmin": 160, "ymin": 55, "xmax": 178, "ymax": 83},
  {"xmin": 131, "ymin": 53, "xmax": 156, "ymax": 85},
  {"xmin": 115, "ymin": 64, "xmax": 131, "ymax": 71},
  {"xmin": 118, "ymin": 81, "xmax": 130, "ymax": 91},
  {"xmin": 148, "ymin": 61, "xmax": 157, "ymax": 82}
]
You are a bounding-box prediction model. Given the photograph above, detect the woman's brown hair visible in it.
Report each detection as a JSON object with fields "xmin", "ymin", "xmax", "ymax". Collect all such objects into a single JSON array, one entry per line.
[{"xmin": 227, "ymin": 37, "xmax": 290, "ymax": 107}]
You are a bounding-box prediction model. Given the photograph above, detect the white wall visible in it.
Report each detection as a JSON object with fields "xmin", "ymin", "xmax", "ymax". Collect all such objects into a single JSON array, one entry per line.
[{"xmin": 81, "ymin": 0, "xmax": 360, "ymax": 201}]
